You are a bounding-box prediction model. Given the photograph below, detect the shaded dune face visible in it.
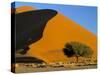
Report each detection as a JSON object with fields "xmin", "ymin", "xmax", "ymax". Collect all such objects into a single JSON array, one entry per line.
[
  {"xmin": 13, "ymin": 9, "xmax": 57, "ymax": 52},
  {"xmin": 27, "ymin": 13, "xmax": 97, "ymax": 63}
]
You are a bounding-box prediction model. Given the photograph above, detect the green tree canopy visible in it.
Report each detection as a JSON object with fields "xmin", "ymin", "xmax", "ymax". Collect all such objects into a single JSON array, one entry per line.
[{"xmin": 63, "ymin": 42, "xmax": 93, "ymax": 62}]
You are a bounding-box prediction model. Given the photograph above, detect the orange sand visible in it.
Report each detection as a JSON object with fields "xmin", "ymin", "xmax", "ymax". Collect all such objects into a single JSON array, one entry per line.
[
  {"xmin": 27, "ymin": 13, "xmax": 97, "ymax": 63},
  {"xmin": 15, "ymin": 6, "xmax": 36, "ymax": 14}
]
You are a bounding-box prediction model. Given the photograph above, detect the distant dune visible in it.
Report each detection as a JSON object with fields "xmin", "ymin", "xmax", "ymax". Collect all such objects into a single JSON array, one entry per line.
[
  {"xmin": 14, "ymin": 6, "xmax": 97, "ymax": 63},
  {"xmin": 11, "ymin": 6, "xmax": 36, "ymax": 14}
]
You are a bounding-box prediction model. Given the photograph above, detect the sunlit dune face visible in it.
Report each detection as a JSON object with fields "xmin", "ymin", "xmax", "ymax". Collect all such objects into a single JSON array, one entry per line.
[{"xmin": 27, "ymin": 13, "xmax": 97, "ymax": 63}]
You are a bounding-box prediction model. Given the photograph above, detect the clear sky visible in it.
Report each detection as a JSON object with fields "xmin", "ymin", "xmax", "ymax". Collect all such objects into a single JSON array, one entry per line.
[{"xmin": 12, "ymin": 2, "xmax": 97, "ymax": 35}]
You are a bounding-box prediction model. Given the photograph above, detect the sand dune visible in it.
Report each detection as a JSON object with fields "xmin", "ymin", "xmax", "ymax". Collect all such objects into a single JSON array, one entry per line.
[
  {"xmin": 27, "ymin": 13, "xmax": 97, "ymax": 63},
  {"xmin": 14, "ymin": 6, "xmax": 97, "ymax": 63}
]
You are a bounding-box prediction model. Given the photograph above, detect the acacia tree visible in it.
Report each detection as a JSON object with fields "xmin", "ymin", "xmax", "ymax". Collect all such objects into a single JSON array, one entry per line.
[{"xmin": 63, "ymin": 42, "xmax": 93, "ymax": 62}]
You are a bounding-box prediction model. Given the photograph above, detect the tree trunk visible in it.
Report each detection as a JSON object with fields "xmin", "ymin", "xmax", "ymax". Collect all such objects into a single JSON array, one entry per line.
[{"xmin": 76, "ymin": 56, "xmax": 78, "ymax": 63}]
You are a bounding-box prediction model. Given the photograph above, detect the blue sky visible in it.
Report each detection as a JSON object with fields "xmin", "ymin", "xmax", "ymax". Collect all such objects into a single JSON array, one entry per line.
[{"xmin": 12, "ymin": 2, "xmax": 97, "ymax": 35}]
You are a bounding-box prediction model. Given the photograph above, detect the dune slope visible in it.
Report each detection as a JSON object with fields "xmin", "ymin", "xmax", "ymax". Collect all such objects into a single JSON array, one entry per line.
[{"xmin": 27, "ymin": 13, "xmax": 97, "ymax": 63}]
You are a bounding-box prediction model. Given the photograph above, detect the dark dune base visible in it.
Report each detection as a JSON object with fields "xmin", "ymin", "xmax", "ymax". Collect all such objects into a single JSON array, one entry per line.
[{"xmin": 15, "ymin": 57, "xmax": 44, "ymax": 63}]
